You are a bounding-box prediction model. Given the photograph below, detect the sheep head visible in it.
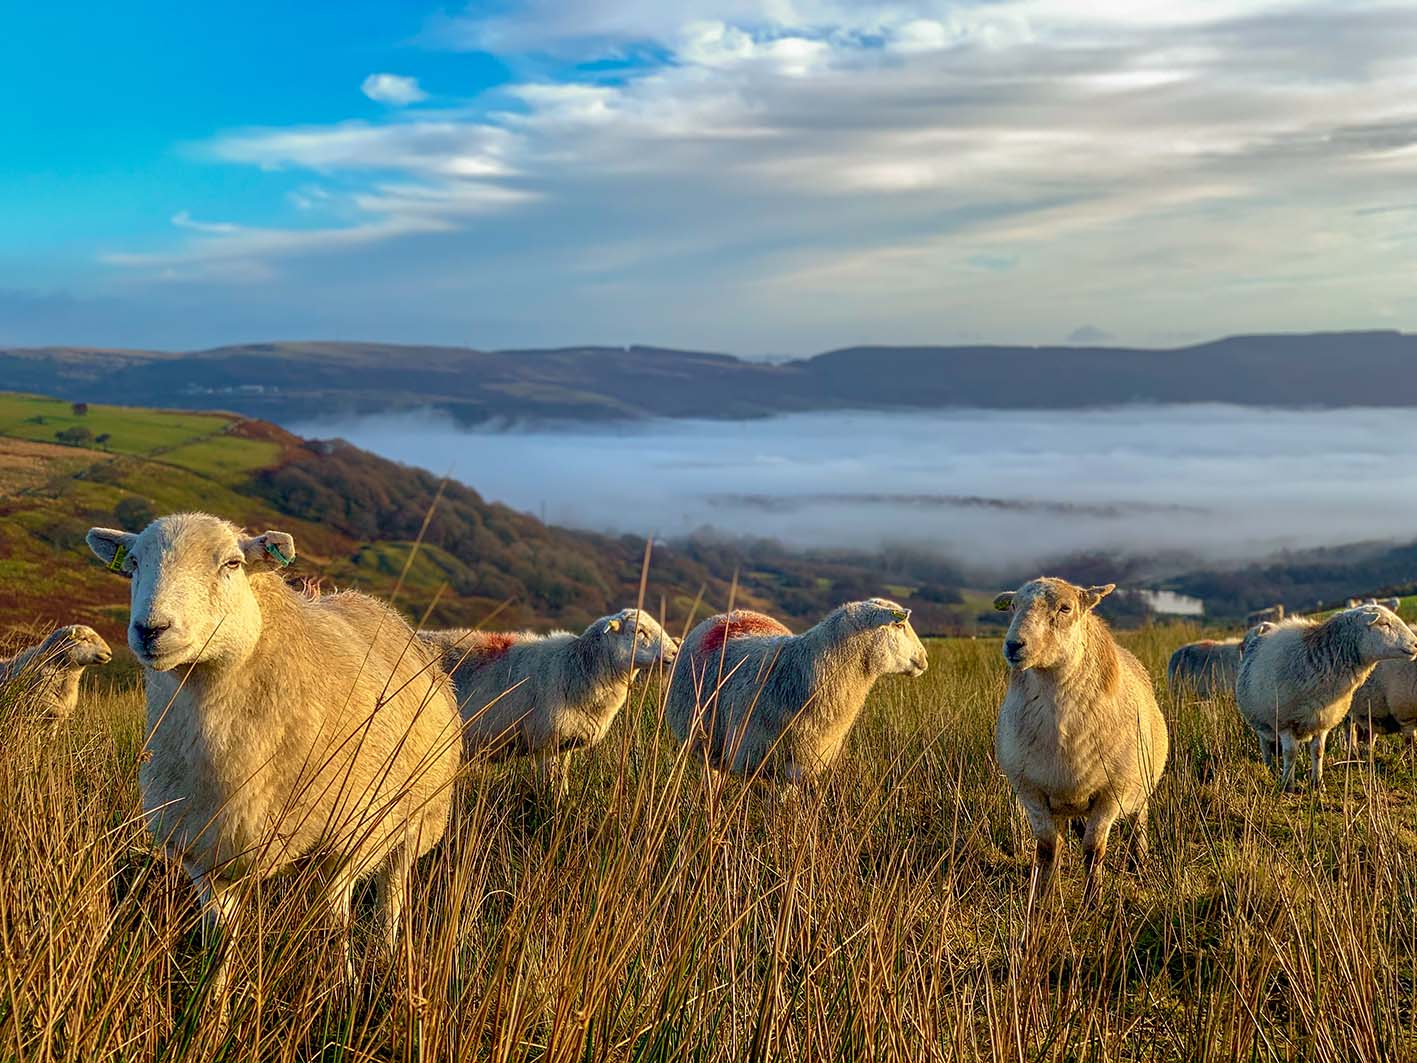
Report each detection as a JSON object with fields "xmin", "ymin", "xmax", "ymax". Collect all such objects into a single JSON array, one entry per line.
[
  {"xmin": 1349, "ymin": 604, "xmax": 1417, "ymax": 664},
  {"xmin": 993, "ymin": 576, "xmax": 1114, "ymax": 671},
  {"xmin": 86, "ymin": 513, "xmax": 296, "ymax": 672},
  {"xmin": 842, "ymin": 598, "xmax": 928, "ymax": 678},
  {"xmin": 46, "ymin": 625, "xmax": 112, "ymax": 668},
  {"xmin": 588, "ymin": 609, "xmax": 678, "ymax": 673}
]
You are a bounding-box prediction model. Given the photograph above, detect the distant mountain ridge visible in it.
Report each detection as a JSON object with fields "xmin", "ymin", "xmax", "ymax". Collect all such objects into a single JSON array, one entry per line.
[{"xmin": 2, "ymin": 330, "xmax": 1414, "ymax": 423}]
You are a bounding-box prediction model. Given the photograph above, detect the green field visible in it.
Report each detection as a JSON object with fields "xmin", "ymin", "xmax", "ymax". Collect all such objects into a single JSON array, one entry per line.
[{"xmin": 4, "ymin": 625, "xmax": 1416, "ymax": 1061}]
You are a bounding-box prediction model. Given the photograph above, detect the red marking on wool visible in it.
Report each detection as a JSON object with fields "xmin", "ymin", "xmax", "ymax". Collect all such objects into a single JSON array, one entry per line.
[
  {"xmin": 699, "ymin": 611, "xmax": 791, "ymax": 655},
  {"xmin": 460, "ymin": 631, "xmax": 522, "ymax": 662}
]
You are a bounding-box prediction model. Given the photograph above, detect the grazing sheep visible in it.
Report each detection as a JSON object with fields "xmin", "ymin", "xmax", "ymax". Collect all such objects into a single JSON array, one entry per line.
[
  {"xmin": 1166, "ymin": 637, "xmax": 1241, "ymax": 699},
  {"xmin": 0, "ymin": 624, "xmax": 112, "ymax": 721},
  {"xmin": 993, "ymin": 578, "xmax": 1168, "ymax": 897},
  {"xmin": 1235, "ymin": 604, "xmax": 1417, "ymax": 789},
  {"xmin": 421, "ymin": 609, "xmax": 677, "ymax": 798},
  {"xmin": 86, "ymin": 513, "xmax": 461, "ymax": 998},
  {"xmin": 664, "ymin": 599, "xmax": 928, "ymax": 787},
  {"xmin": 1377, "ymin": 597, "xmax": 1403, "ymax": 614},
  {"xmin": 1246, "ymin": 604, "xmax": 1286, "ymax": 628}
]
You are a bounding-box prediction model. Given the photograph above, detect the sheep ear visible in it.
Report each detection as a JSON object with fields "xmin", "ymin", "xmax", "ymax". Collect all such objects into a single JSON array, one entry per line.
[
  {"xmin": 1081, "ymin": 583, "xmax": 1115, "ymax": 610},
  {"xmin": 992, "ymin": 592, "xmax": 1015, "ymax": 612},
  {"xmin": 241, "ymin": 531, "xmax": 296, "ymax": 568},
  {"xmin": 87, "ymin": 527, "xmax": 137, "ymax": 578},
  {"xmin": 884, "ymin": 606, "xmax": 910, "ymax": 624}
]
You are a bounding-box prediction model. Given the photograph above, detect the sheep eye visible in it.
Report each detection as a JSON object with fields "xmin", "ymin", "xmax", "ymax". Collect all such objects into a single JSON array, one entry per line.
[
  {"xmin": 1058, "ymin": 604, "xmax": 1072, "ymax": 614},
  {"xmin": 223, "ymin": 558, "xmax": 242, "ymax": 571}
]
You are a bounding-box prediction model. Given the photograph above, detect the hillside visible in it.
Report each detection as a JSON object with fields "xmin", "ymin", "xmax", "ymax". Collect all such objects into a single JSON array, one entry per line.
[
  {"xmin": 4, "ymin": 331, "xmax": 1417, "ymax": 425},
  {"xmin": 0, "ymin": 393, "xmax": 991, "ymax": 655}
]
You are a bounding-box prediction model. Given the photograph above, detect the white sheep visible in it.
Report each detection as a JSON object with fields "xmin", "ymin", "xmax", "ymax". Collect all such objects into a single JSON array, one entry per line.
[
  {"xmin": 1166, "ymin": 637, "xmax": 1241, "ymax": 699},
  {"xmin": 663, "ymin": 598, "xmax": 928, "ymax": 787},
  {"xmin": 86, "ymin": 513, "xmax": 461, "ymax": 999},
  {"xmin": 421, "ymin": 608, "xmax": 677, "ymax": 799},
  {"xmin": 1347, "ymin": 650, "xmax": 1417, "ymax": 748},
  {"xmin": 1246, "ymin": 604, "xmax": 1286, "ymax": 628},
  {"xmin": 0, "ymin": 624, "xmax": 112, "ymax": 721},
  {"xmin": 993, "ymin": 578, "xmax": 1169, "ymax": 897},
  {"xmin": 1235, "ymin": 604, "xmax": 1417, "ymax": 789}
]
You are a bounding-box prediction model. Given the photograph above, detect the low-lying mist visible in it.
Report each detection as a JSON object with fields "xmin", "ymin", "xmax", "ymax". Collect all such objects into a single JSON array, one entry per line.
[{"xmin": 285, "ymin": 405, "xmax": 1417, "ymax": 577}]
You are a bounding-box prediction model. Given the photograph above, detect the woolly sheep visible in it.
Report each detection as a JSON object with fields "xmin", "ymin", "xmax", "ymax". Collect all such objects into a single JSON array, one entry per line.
[
  {"xmin": 993, "ymin": 577, "xmax": 1168, "ymax": 897},
  {"xmin": 421, "ymin": 608, "xmax": 677, "ymax": 799},
  {"xmin": 0, "ymin": 624, "xmax": 111, "ymax": 721},
  {"xmin": 86, "ymin": 513, "xmax": 461, "ymax": 998},
  {"xmin": 1166, "ymin": 637, "xmax": 1241, "ymax": 699},
  {"xmin": 1246, "ymin": 604, "xmax": 1286, "ymax": 628},
  {"xmin": 664, "ymin": 599, "xmax": 928, "ymax": 787},
  {"xmin": 1347, "ymin": 646, "xmax": 1417, "ymax": 747},
  {"xmin": 1235, "ymin": 604, "xmax": 1417, "ymax": 789}
]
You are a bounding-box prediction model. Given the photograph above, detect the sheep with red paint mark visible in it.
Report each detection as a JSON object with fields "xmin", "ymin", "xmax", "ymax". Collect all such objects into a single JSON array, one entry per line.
[
  {"xmin": 1166, "ymin": 637, "xmax": 1242, "ymax": 699},
  {"xmin": 664, "ymin": 599, "xmax": 928, "ymax": 787},
  {"xmin": 422, "ymin": 609, "xmax": 677, "ymax": 799}
]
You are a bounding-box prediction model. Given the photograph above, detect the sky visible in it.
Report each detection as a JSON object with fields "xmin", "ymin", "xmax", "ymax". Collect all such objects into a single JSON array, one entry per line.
[{"xmin": 4, "ymin": 1, "xmax": 1417, "ymax": 354}]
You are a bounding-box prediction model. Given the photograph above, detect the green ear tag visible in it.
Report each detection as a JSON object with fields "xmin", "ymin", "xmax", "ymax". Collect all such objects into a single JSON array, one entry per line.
[
  {"xmin": 108, "ymin": 544, "xmax": 128, "ymax": 573},
  {"xmin": 264, "ymin": 542, "xmax": 293, "ymax": 567},
  {"xmin": 891, "ymin": 608, "xmax": 908, "ymax": 621}
]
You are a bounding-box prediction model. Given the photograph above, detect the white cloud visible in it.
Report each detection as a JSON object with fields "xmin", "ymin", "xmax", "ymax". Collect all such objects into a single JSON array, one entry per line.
[
  {"xmin": 103, "ymin": 1, "xmax": 1417, "ymax": 349},
  {"xmin": 360, "ymin": 73, "xmax": 428, "ymax": 106}
]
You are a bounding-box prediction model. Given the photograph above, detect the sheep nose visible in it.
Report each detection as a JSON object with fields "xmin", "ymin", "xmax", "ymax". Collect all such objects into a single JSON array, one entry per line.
[
  {"xmin": 1004, "ymin": 639, "xmax": 1026, "ymax": 659},
  {"xmin": 133, "ymin": 620, "xmax": 171, "ymax": 647}
]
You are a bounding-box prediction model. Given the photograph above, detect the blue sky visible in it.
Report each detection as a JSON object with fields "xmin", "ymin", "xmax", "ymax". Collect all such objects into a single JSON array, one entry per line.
[{"xmin": 3, "ymin": 1, "xmax": 1417, "ymax": 353}]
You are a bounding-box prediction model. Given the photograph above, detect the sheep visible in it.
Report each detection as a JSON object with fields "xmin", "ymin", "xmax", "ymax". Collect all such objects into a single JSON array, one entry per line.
[
  {"xmin": 664, "ymin": 599, "xmax": 928, "ymax": 787},
  {"xmin": 1376, "ymin": 597, "xmax": 1403, "ymax": 614},
  {"xmin": 1234, "ymin": 604, "xmax": 1417, "ymax": 789},
  {"xmin": 1246, "ymin": 604, "xmax": 1286, "ymax": 628},
  {"xmin": 1346, "ymin": 645, "xmax": 1417, "ymax": 749},
  {"xmin": 86, "ymin": 513, "xmax": 461, "ymax": 999},
  {"xmin": 421, "ymin": 608, "xmax": 677, "ymax": 799},
  {"xmin": 992, "ymin": 577, "xmax": 1168, "ymax": 898},
  {"xmin": 0, "ymin": 624, "xmax": 112, "ymax": 722},
  {"xmin": 1166, "ymin": 637, "xmax": 1241, "ymax": 699}
]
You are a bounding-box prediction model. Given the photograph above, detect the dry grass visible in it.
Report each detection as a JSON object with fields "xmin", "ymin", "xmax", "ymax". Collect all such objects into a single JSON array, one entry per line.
[{"xmin": 4, "ymin": 626, "xmax": 1417, "ymax": 1061}]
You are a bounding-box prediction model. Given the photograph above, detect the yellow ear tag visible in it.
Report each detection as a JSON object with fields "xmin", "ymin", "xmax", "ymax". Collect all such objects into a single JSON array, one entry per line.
[
  {"xmin": 108, "ymin": 544, "xmax": 128, "ymax": 573},
  {"xmin": 264, "ymin": 542, "xmax": 293, "ymax": 567},
  {"xmin": 891, "ymin": 609, "xmax": 908, "ymax": 621},
  {"xmin": 607, "ymin": 619, "xmax": 622, "ymax": 633}
]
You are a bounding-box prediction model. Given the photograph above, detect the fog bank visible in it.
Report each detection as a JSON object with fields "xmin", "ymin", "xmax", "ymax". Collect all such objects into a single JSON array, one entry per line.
[{"xmin": 285, "ymin": 405, "xmax": 1417, "ymax": 573}]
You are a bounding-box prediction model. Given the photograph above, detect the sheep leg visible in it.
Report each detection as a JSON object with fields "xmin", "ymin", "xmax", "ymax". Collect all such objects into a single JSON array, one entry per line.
[
  {"xmin": 375, "ymin": 842, "xmax": 416, "ymax": 955},
  {"xmin": 1310, "ymin": 730, "xmax": 1330, "ymax": 789},
  {"xmin": 321, "ymin": 872, "xmax": 356, "ymax": 982},
  {"xmin": 190, "ymin": 869, "xmax": 243, "ymax": 1014},
  {"xmin": 534, "ymin": 751, "xmax": 571, "ymax": 803},
  {"xmin": 1021, "ymin": 796, "xmax": 1061, "ymax": 901},
  {"xmin": 1081, "ymin": 802, "xmax": 1121, "ymax": 902},
  {"xmin": 1278, "ymin": 731, "xmax": 1301, "ymax": 792},
  {"xmin": 1125, "ymin": 803, "xmax": 1150, "ymax": 873}
]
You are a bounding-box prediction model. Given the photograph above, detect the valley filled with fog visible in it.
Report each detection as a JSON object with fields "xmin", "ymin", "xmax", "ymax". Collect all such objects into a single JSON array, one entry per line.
[{"xmin": 286, "ymin": 405, "xmax": 1417, "ymax": 576}]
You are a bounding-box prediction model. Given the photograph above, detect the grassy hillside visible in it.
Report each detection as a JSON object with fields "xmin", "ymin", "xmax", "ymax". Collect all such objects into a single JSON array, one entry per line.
[
  {"xmin": 5, "ymin": 624, "xmax": 1417, "ymax": 1060},
  {"xmin": 0, "ymin": 392, "xmax": 990, "ymax": 657}
]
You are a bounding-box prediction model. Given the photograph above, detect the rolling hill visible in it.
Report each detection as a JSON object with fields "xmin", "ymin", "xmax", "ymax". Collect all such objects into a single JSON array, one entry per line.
[{"xmin": 3, "ymin": 331, "xmax": 1417, "ymax": 426}]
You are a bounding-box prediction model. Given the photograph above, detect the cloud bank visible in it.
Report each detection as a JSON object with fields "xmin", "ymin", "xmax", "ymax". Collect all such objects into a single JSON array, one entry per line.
[{"xmin": 287, "ymin": 403, "xmax": 1417, "ymax": 573}]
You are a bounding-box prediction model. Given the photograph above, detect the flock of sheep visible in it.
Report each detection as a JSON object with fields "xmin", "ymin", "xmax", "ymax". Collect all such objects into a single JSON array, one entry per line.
[
  {"xmin": 4, "ymin": 508, "xmax": 1415, "ymax": 1008},
  {"xmin": 1168, "ymin": 595, "xmax": 1417, "ymax": 788}
]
